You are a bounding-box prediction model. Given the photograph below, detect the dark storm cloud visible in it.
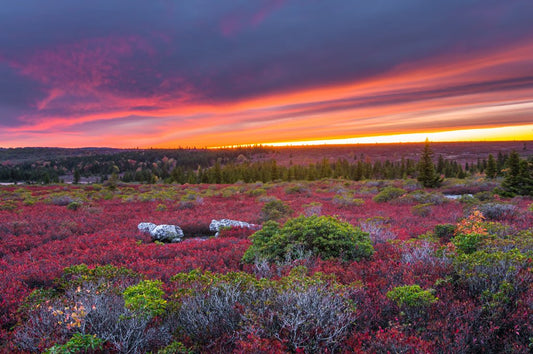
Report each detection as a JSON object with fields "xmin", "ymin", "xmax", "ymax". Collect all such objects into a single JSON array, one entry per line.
[{"xmin": 2, "ymin": 1, "xmax": 532, "ymax": 107}]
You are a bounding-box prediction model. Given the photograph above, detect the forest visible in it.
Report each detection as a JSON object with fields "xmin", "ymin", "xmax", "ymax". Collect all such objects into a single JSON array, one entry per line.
[{"xmin": 0, "ymin": 141, "xmax": 532, "ymax": 353}]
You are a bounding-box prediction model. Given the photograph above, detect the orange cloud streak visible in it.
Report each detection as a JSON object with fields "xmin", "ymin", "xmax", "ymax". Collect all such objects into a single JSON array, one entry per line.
[{"xmin": 3, "ymin": 38, "xmax": 533, "ymax": 148}]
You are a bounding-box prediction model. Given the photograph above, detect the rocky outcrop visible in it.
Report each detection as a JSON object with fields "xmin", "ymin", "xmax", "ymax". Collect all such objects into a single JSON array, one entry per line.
[
  {"xmin": 138, "ymin": 222, "xmax": 183, "ymax": 243},
  {"xmin": 209, "ymin": 219, "xmax": 259, "ymax": 236}
]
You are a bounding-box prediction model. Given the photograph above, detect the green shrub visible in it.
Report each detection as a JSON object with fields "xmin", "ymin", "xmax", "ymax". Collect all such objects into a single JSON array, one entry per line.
[
  {"xmin": 386, "ymin": 284, "xmax": 437, "ymax": 320},
  {"xmin": 221, "ymin": 186, "xmax": 240, "ymax": 197},
  {"xmin": 259, "ymin": 199, "xmax": 292, "ymax": 222},
  {"xmin": 458, "ymin": 194, "xmax": 478, "ymax": 204},
  {"xmin": 243, "ymin": 215, "xmax": 374, "ymax": 263},
  {"xmin": 66, "ymin": 201, "xmax": 81, "ymax": 211},
  {"xmin": 453, "ymin": 249, "xmax": 531, "ymax": 297},
  {"xmin": 404, "ymin": 190, "xmax": 447, "ymax": 205},
  {"xmin": 332, "ymin": 194, "xmax": 364, "ymax": 207},
  {"xmin": 452, "ymin": 233, "xmax": 484, "ymax": 254},
  {"xmin": 433, "ymin": 224, "xmax": 455, "ymax": 240},
  {"xmin": 411, "ymin": 203, "xmax": 432, "ymax": 217},
  {"xmin": 474, "ymin": 190, "xmax": 494, "ymax": 201},
  {"xmin": 246, "ymin": 188, "xmax": 266, "ymax": 196},
  {"xmin": 58, "ymin": 264, "xmax": 139, "ymax": 292},
  {"xmin": 45, "ymin": 333, "xmax": 104, "ymax": 354},
  {"xmin": 373, "ymin": 186, "xmax": 406, "ymax": 203},
  {"xmin": 285, "ymin": 184, "xmax": 310, "ymax": 195},
  {"xmin": 387, "ymin": 284, "xmax": 437, "ymax": 309},
  {"xmin": 123, "ymin": 280, "xmax": 167, "ymax": 317},
  {"xmin": 157, "ymin": 341, "xmax": 192, "ymax": 354}
]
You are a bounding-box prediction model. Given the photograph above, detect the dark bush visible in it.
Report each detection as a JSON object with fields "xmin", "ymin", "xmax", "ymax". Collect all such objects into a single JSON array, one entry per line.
[
  {"xmin": 433, "ymin": 224, "xmax": 455, "ymax": 240},
  {"xmin": 259, "ymin": 199, "xmax": 292, "ymax": 222}
]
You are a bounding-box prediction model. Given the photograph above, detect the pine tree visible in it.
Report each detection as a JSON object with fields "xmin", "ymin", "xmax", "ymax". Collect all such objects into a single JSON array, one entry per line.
[
  {"xmin": 73, "ymin": 169, "xmax": 81, "ymax": 184},
  {"xmin": 417, "ymin": 139, "xmax": 442, "ymax": 188},
  {"xmin": 502, "ymin": 151, "xmax": 533, "ymax": 196},
  {"xmin": 485, "ymin": 154, "xmax": 497, "ymax": 179}
]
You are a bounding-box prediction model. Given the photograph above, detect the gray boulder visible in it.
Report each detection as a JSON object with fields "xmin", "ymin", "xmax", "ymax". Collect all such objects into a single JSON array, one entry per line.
[
  {"xmin": 138, "ymin": 222, "xmax": 183, "ymax": 243},
  {"xmin": 151, "ymin": 224, "xmax": 184, "ymax": 243},
  {"xmin": 209, "ymin": 219, "xmax": 259, "ymax": 236},
  {"xmin": 138, "ymin": 222, "xmax": 156, "ymax": 233}
]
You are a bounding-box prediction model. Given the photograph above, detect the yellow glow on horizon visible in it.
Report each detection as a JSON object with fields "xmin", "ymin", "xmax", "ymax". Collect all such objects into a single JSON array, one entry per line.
[{"xmin": 210, "ymin": 124, "xmax": 533, "ymax": 148}]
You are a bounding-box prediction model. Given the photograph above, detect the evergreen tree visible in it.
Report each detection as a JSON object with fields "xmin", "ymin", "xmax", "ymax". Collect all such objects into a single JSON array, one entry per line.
[
  {"xmin": 417, "ymin": 139, "xmax": 442, "ymax": 188},
  {"xmin": 502, "ymin": 151, "xmax": 533, "ymax": 196},
  {"xmin": 73, "ymin": 169, "xmax": 81, "ymax": 184},
  {"xmin": 436, "ymin": 155, "xmax": 444, "ymax": 174},
  {"xmin": 485, "ymin": 154, "xmax": 497, "ymax": 179}
]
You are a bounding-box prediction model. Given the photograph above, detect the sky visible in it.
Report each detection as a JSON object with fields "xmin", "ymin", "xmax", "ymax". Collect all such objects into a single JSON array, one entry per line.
[{"xmin": 1, "ymin": 0, "xmax": 532, "ymax": 148}]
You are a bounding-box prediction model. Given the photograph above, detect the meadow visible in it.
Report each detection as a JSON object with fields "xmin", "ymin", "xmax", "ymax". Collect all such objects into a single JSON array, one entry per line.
[{"xmin": 0, "ymin": 177, "xmax": 532, "ymax": 352}]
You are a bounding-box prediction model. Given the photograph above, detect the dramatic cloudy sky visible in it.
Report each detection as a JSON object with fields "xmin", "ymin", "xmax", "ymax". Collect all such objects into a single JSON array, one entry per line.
[{"xmin": 1, "ymin": 0, "xmax": 532, "ymax": 147}]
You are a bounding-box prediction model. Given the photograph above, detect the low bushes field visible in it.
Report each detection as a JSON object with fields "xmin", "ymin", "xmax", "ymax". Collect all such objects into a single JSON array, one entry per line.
[{"xmin": 0, "ymin": 180, "xmax": 532, "ymax": 352}]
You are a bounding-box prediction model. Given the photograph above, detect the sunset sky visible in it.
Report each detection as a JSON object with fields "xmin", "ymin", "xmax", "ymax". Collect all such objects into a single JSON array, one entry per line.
[{"xmin": 1, "ymin": 1, "xmax": 532, "ymax": 148}]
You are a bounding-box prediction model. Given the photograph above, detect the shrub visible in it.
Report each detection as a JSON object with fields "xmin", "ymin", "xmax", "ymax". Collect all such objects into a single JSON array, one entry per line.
[
  {"xmin": 284, "ymin": 184, "xmax": 309, "ymax": 195},
  {"xmin": 49, "ymin": 194, "xmax": 76, "ymax": 206},
  {"xmin": 246, "ymin": 188, "xmax": 266, "ymax": 196},
  {"xmin": 15, "ymin": 265, "xmax": 169, "ymax": 353},
  {"xmin": 360, "ymin": 217, "xmax": 396, "ymax": 244},
  {"xmin": 259, "ymin": 199, "xmax": 292, "ymax": 222},
  {"xmin": 373, "ymin": 186, "xmax": 406, "ymax": 203},
  {"xmin": 302, "ymin": 202, "xmax": 322, "ymax": 216},
  {"xmin": 452, "ymin": 233, "xmax": 485, "ymax": 254},
  {"xmin": 333, "ymin": 194, "xmax": 364, "ymax": 207},
  {"xmin": 404, "ymin": 190, "xmax": 447, "ymax": 205},
  {"xmin": 412, "ymin": 203, "xmax": 432, "ymax": 217},
  {"xmin": 45, "ymin": 333, "xmax": 104, "ymax": 354},
  {"xmin": 478, "ymin": 202, "xmax": 517, "ymax": 220},
  {"xmin": 386, "ymin": 284, "xmax": 437, "ymax": 320},
  {"xmin": 433, "ymin": 223, "xmax": 455, "ymax": 240},
  {"xmin": 66, "ymin": 201, "xmax": 81, "ymax": 211},
  {"xmin": 171, "ymin": 267, "xmax": 358, "ymax": 353},
  {"xmin": 400, "ymin": 240, "xmax": 443, "ymax": 267},
  {"xmin": 387, "ymin": 284, "xmax": 437, "ymax": 308},
  {"xmin": 242, "ymin": 215, "xmax": 374, "ymax": 263},
  {"xmin": 474, "ymin": 190, "xmax": 494, "ymax": 201},
  {"xmin": 178, "ymin": 192, "xmax": 203, "ymax": 209},
  {"xmin": 453, "ymin": 249, "xmax": 531, "ymax": 297},
  {"xmin": 123, "ymin": 280, "xmax": 167, "ymax": 317},
  {"xmin": 157, "ymin": 341, "xmax": 192, "ymax": 354},
  {"xmin": 458, "ymin": 194, "xmax": 478, "ymax": 204},
  {"xmin": 455, "ymin": 209, "xmax": 487, "ymax": 236}
]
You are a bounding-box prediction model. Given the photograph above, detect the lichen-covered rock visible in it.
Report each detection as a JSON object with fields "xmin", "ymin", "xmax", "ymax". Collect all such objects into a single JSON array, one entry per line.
[
  {"xmin": 150, "ymin": 224, "xmax": 184, "ymax": 243},
  {"xmin": 138, "ymin": 222, "xmax": 183, "ymax": 243},
  {"xmin": 138, "ymin": 222, "xmax": 156, "ymax": 234},
  {"xmin": 209, "ymin": 219, "xmax": 259, "ymax": 236}
]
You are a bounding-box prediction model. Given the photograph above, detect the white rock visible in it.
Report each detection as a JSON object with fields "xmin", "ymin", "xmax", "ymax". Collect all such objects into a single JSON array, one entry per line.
[
  {"xmin": 138, "ymin": 222, "xmax": 156, "ymax": 233},
  {"xmin": 209, "ymin": 219, "xmax": 259, "ymax": 236},
  {"xmin": 150, "ymin": 224, "xmax": 184, "ymax": 243}
]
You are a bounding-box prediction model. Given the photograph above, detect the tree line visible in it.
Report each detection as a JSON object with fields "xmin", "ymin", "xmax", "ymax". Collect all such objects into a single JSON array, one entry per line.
[{"xmin": 1, "ymin": 145, "xmax": 531, "ymax": 196}]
